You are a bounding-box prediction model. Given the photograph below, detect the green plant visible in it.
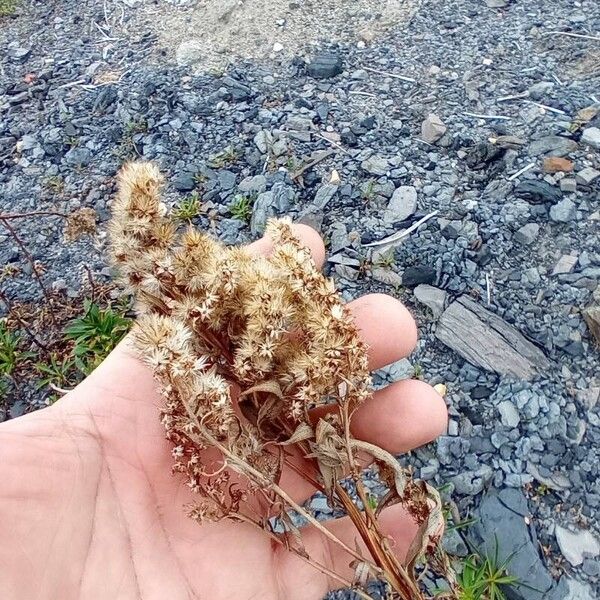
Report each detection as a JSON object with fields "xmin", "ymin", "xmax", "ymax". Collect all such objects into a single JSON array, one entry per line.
[
  {"xmin": 366, "ymin": 494, "xmax": 378, "ymax": 511},
  {"xmin": 0, "ymin": 0, "xmax": 18, "ymax": 17},
  {"xmin": 173, "ymin": 192, "xmax": 202, "ymax": 222},
  {"xmin": 65, "ymin": 301, "xmax": 131, "ymax": 375},
  {"xmin": 209, "ymin": 146, "xmax": 240, "ymax": 168},
  {"xmin": 0, "ymin": 321, "xmax": 34, "ymax": 376},
  {"xmin": 35, "ymin": 353, "xmax": 76, "ymax": 390},
  {"xmin": 375, "ymin": 249, "xmax": 396, "ymax": 269},
  {"xmin": 413, "ymin": 364, "xmax": 424, "ymax": 380},
  {"xmin": 230, "ymin": 194, "xmax": 254, "ymax": 223},
  {"xmin": 0, "ymin": 321, "xmax": 21, "ymax": 377},
  {"xmin": 44, "ymin": 175, "xmax": 66, "ymax": 195},
  {"xmin": 124, "ymin": 118, "xmax": 148, "ymax": 136},
  {"xmin": 455, "ymin": 550, "xmax": 519, "ymax": 600},
  {"xmin": 361, "ymin": 179, "xmax": 377, "ymax": 203},
  {"xmin": 115, "ymin": 119, "xmax": 148, "ymax": 160}
]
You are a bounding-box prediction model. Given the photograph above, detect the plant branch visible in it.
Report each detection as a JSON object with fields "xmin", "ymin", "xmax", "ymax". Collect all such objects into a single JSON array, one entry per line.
[
  {"xmin": 180, "ymin": 398, "xmax": 375, "ymax": 570},
  {"xmin": 0, "ymin": 210, "xmax": 68, "ymax": 220},
  {"xmin": 0, "ymin": 218, "xmax": 57, "ymax": 325}
]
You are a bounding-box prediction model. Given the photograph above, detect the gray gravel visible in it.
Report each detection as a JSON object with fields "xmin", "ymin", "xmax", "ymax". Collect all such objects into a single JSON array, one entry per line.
[{"xmin": 1, "ymin": 0, "xmax": 600, "ymax": 597}]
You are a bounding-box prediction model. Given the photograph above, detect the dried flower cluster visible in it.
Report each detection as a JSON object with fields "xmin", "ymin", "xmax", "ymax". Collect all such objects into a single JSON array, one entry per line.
[{"xmin": 110, "ymin": 161, "xmax": 455, "ymax": 600}]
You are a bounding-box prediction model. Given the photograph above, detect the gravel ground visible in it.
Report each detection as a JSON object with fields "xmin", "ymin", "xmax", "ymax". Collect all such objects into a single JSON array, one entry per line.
[{"xmin": 1, "ymin": 0, "xmax": 600, "ymax": 598}]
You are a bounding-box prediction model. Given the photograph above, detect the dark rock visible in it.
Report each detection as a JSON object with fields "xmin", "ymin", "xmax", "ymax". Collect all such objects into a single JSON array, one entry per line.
[
  {"xmin": 307, "ymin": 53, "xmax": 343, "ymax": 79},
  {"xmin": 172, "ymin": 172, "xmax": 196, "ymax": 192},
  {"xmin": 64, "ymin": 147, "xmax": 93, "ymax": 167},
  {"xmin": 514, "ymin": 180, "xmax": 562, "ymax": 204},
  {"xmin": 528, "ymin": 135, "xmax": 578, "ymax": 157},
  {"xmin": 465, "ymin": 143, "xmax": 505, "ymax": 170},
  {"xmin": 340, "ymin": 129, "xmax": 358, "ymax": 147},
  {"xmin": 7, "ymin": 44, "xmax": 32, "ymax": 62},
  {"xmin": 471, "ymin": 385, "xmax": 494, "ymax": 400},
  {"xmin": 402, "ymin": 266, "xmax": 436, "ymax": 287},
  {"xmin": 250, "ymin": 182, "xmax": 295, "ymax": 235},
  {"xmin": 469, "ymin": 488, "xmax": 555, "ymax": 599},
  {"xmin": 93, "ymin": 86, "xmax": 118, "ymax": 112}
]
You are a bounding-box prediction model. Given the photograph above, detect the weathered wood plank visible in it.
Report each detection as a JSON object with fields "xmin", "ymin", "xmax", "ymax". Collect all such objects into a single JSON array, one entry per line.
[{"xmin": 435, "ymin": 296, "xmax": 550, "ymax": 380}]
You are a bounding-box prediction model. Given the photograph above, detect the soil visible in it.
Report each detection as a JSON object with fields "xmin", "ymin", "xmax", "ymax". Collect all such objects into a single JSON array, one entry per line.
[{"xmin": 134, "ymin": 0, "xmax": 420, "ymax": 69}]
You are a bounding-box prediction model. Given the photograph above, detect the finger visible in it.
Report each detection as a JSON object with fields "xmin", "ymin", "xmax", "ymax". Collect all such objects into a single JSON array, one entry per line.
[
  {"xmin": 249, "ymin": 223, "xmax": 326, "ymax": 268},
  {"xmin": 280, "ymin": 380, "xmax": 447, "ymax": 503},
  {"xmin": 314, "ymin": 379, "xmax": 447, "ymax": 455},
  {"xmin": 276, "ymin": 502, "xmax": 419, "ymax": 598},
  {"xmin": 348, "ymin": 293, "xmax": 418, "ymax": 370}
]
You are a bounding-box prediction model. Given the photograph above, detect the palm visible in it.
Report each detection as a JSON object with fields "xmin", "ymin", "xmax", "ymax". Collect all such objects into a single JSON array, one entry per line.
[{"xmin": 0, "ymin": 226, "xmax": 448, "ymax": 600}]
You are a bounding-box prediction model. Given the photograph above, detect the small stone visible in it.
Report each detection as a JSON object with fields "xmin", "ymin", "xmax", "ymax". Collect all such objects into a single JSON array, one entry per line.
[
  {"xmin": 254, "ymin": 130, "xmax": 273, "ymax": 154},
  {"xmin": 420, "ymin": 463, "xmax": 439, "ymax": 480},
  {"xmin": 238, "ymin": 175, "xmax": 267, "ymax": 195},
  {"xmin": 583, "ymin": 305, "xmax": 600, "ymax": 344},
  {"xmin": 384, "ymin": 186, "xmax": 417, "ymax": 224},
  {"xmin": 176, "ymin": 40, "xmax": 203, "ymax": 66},
  {"xmin": 555, "ymin": 526, "xmax": 600, "ymax": 566},
  {"xmin": 421, "ymin": 114, "xmax": 447, "ymax": 144},
  {"xmin": 450, "ymin": 466, "xmax": 493, "ymax": 495},
  {"xmin": 335, "ymin": 264, "xmax": 359, "ymax": 281},
  {"xmin": 528, "ymin": 135, "xmax": 578, "ymax": 157},
  {"xmin": 581, "ymin": 127, "xmax": 600, "ymax": 149},
  {"xmin": 8, "ymin": 44, "xmax": 32, "ymax": 62},
  {"xmin": 528, "ymin": 81, "xmax": 554, "ymax": 99},
  {"xmin": 582, "ymin": 558, "xmax": 600, "ymax": 577},
  {"xmin": 371, "ymin": 267, "xmax": 403, "ymax": 287},
  {"xmin": 64, "ymin": 147, "xmax": 93, "ymax": 167},
  {"xmin": 307, "ymin": 52, "xmax": 343, "ymax": 79},
  {"xmin": 486, "ymin": 0, "xmax": 508, "ymax": 7},
  {"xmin": 402, "ymin": 266, "xmax": 436, "ymax": 287},
  {"xmin": 310, "ymin": 184, "xmax": 338, "ymax": 212},
  {"xmin": 550, "ymin": 198, "xmax": 576, "ymax": 223},
  {"xmin": 543, "ymin": 157, "xmax": 574, "ymax": 173},
  {"xmin": 413, "ymin": 284, "xmax": 447, "ymax": 319},
  {"xmin": 361, "ymin": 155, "xmax": 389, "ymax": 176},
  {"xmin": 9, "ymin": 400, "xmax": 27, "ymax": 418},
  {"xmin": 558, "ymin": 578, "xmax": 596, "ymax": 600},
  {"xmin": 498, "ymin": 400, "xmax": 520, "ymax": 428},
  {"xmin": 576, "ymin": 167, "xmax": 600, "ymax": 185},
  {"xmin": 560, "ymin": 178, "xmax": 577, "ymax": 193},
  {"xmin": 552, "ymin": 254, "xmax": 578, "ymax": 275},
  {"xmin": 514, "ymin": 223, "xmax": 539, "ymax": 245},
  {"xmin": 250, "ymin": 183, "xmax": 294, "ymax": 235},
  {"xmin": 272, "ymin": 42, "xmax": 284, "ymax": 53},
  {"xmin": 172, "ymin": 172, "xmax": 196, "ymax": 192}
]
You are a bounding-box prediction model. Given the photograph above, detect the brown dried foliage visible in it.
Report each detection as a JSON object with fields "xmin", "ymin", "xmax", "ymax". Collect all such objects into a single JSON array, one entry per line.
[{"xmin": 109, "ymin": 161, "xmax": 455, "ymax": 599}]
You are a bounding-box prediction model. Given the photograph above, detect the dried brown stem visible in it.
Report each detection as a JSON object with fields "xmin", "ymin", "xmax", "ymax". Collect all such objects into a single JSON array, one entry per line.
[
  {"xmin": 0, "ymin": 218, "xmax": 57, "ymax": 326},
  {"xmin": 180, "ymin": 397, "xmax": 375, "ymax": 570},
  {"xmin": 0, "ymin": 289, "xmax": 48, "ymax": 351},
  {"xmin": 339, "ymin": 403, "xmax": 423, "ymax": 600},
  {"xmin": 0, "ymin": 211, "xmax": 68, "ymax": 220}
]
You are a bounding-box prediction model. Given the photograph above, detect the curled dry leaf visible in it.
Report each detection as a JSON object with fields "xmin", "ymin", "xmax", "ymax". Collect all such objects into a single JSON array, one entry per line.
[{"xmin": 109, "ymin": 161, "xmax": 456, "ymax": 599}]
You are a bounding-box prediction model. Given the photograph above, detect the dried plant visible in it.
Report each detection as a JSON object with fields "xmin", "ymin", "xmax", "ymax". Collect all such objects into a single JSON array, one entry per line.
[
  {"xmin": 64, "ymin": 207, "xmax": 97, "ymax": 241},
  {"xmin": 109, "ymin": 161, "xmax": 456, "ymax": 599}
]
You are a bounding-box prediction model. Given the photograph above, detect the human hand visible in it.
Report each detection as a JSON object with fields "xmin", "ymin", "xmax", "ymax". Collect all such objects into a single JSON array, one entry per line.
[{"xmin": 0, "ymin": 224, "xmax": 447, "ymax": 600}]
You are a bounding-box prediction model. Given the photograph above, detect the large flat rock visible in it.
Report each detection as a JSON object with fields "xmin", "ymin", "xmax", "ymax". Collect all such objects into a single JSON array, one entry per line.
[
  {"xmin": 435, "ymin": 296, "xmax": 549, "ymax": 380},
  {"xmin": 470, "ymin": 488, "xmax": 555, "ymax": 600}
]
